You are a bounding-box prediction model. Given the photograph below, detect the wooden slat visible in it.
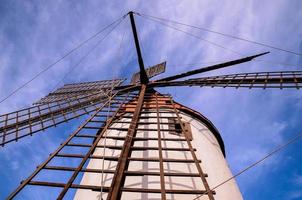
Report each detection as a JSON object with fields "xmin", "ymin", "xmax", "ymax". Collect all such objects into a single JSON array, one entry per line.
[
  {"xmin": 1, "ymin": 114, "xmax": 8, "ymax": 146},
  {"xmin": 75, "ymin": 135, "xmax": 190, "ymax": 141},
  {"xmin": 121, "ymin": 187, "xmax": 211, "ymax": 194},
  {"xmin": 155, "ymin": 93, "xmax": 166, "ymax": 199},
  {"xmin": 28, "ymin": 181, "xmax": 213, "ymax": 195},
  {"xmin": 66, "ymin": 143, "xmax": 195, "ymax": 151},
  {"xmin": 43, "ymin": 166, "xmax": 207, "ymax": 177},
  {"xmin": 28, "ymin": 181, "xmax": 110, "ymax": 191}
]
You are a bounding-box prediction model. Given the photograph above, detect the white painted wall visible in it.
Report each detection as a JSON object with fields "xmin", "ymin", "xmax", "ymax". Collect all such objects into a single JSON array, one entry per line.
[{"xmin": 74, "ymin": 108, "xmax": 242, "ymax": 200}]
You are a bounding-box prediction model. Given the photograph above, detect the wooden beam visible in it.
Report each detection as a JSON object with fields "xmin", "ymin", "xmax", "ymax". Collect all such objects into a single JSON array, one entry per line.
[{"xmin": 107, "ymin": 84, "xmax": 147, "ymax": 200}]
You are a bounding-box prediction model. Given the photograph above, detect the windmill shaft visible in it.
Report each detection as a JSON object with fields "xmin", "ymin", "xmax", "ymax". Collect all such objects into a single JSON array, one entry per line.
[
  {"xmin": 157, "ymin": 52, "xmax": 269, "ymax": 82},
  {"xmin": 129, "ymin": 11, "xmax": 149, "ymax": 84}
]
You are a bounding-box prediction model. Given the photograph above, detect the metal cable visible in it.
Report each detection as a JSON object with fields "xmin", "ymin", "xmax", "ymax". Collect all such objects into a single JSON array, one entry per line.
[
  {"xmin": 113, "ymin": 22, "xmax": 127, "ymax": 80},
  {"xmin": 136, "ymin": 22, "xmax": 149, "ymax": 67},
  {"xmin": 137, "ymin": 12, "xmax": 302, "ymax": 57},
  {"xmin": 192, "ymin": 131, "xmax": 302, "ymax": 200},
  {"xmin": 51, "ymin": 17, "xmax": 125, "ymax": 91},
  {"xmin": 169, "ymin": 60, "xmax": 229, "ymax": 68},
  {"xmin": 138, "ymin": 14, "xmax": 243, "ymax": 57},
  {"xmin": 138, "ymin": 12, "xmax": 302, "ymax": 74},
  {"xmin": 99, "ymin": 32, "xmax": 127, "ymax": 199},
  {"xmin": 0, "ymin": 14, "xmax": 127, "ymax": 105},
  {"xmin": 171, "ymin": 59, "xmax": 302, "ymax": 70}
]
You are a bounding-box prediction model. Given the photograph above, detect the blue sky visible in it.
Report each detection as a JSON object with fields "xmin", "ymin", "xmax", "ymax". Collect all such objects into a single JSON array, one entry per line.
[{"xmin": 0, "ymin": 1, "xmax": 302, "ymax": 199}]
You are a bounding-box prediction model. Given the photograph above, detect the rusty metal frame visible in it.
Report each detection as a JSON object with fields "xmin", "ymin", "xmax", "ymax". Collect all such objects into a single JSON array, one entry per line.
[
  {"xmin": 154, "ymin": 92, "xmax": 167, "ymax": 199},
  {"xmin": 6, "ymin": 88, "xmax": 136, "ymax": 199},
  {"xmin": 0, "ymin": 85, "xmax": 123, "ymax": 146}
]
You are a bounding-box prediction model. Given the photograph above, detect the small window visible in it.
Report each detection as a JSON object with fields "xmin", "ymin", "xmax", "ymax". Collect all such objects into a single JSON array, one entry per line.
[
  {"xmin": 165, "ymin": 100, "xmax": 172, "ymax": 105},
  {"xmin": 168, "ymin": 118, "xmax": 193, "ymax": 140},
  {"xmin": 174, "ymin": 122, "xmax": 182, "ymax": 134}
]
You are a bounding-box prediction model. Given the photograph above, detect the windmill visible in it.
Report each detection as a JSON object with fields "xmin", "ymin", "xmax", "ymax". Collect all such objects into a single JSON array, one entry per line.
[{"xmin": 1, "ymin": 11, "xmax": 302, "ymax": 200}]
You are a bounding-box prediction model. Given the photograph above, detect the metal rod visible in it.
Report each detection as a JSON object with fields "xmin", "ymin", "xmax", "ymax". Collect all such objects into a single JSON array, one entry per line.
[
  {"xmin": 156, "ymin": 52, "xmax": 269, "ymax": 82},
  {"xmin": 155, "ymin": 92, "xmax": 167, "ymax": 200},
  {"xmin": 107, "ymin": 84, "xmax": 147, "ymax": 200},
  {"xmin": 129, "ymin": 11, "xmax": 149, "ymax": 84}
]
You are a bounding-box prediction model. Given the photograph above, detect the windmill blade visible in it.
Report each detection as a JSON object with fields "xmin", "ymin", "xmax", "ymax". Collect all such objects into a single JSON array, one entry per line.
[
  {"xmin": 150, "ymin": 71, "xmax": 302, "ymax": 89},
  {"xmin": 156, "ymin": 52, "xmax": 269, "ymax": 82},
  {"xmin": 0, "ymin": 91, "xmax": 111, "ymax": 146},
  {"xmin": 35, "ymin": 79, "xmax": 124, "ymax": 104},
  {"xmin": 0, "ymin": 79, "xmax": 125, "ymax": 146}
]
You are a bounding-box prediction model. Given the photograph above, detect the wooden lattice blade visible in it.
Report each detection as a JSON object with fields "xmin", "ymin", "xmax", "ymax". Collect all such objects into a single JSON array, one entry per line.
[
  {"xmin": 151, "ymin": 71, "xmax": 302, "ymax": 89},
  {"xmin": 0, "ymin": 94, "xmax": 109, "ymax": 146},
  {"xmin": 0, "ymin": 79, "xmax": 124, "ymax": 146},
  {"xmin": 6, "ymin": 91, "xmax": 139, "ymax": 199},
  {"xmin": 35, "ymin": 79, "xmax": 124, "ymax": 104},
  {"xmin": 155, "ymin": 52, "xmax": 269, "ymax": 82}
]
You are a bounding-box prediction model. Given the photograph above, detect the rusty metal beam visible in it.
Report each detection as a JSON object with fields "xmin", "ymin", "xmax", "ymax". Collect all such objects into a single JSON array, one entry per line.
[
  {"xmin": 155, "ymin": 92, "xmax": 166, "ymax": 199},
  {"xmin": 107, "ymin": 84, "xmax": 146, "ymax": 200},
  {"xmin": 156, "ymin": 52, "xmax": 269, "ymax": 82},
  {"xmin": 129, "ymin": 11, "xmax": 149, "ymax": 84}
]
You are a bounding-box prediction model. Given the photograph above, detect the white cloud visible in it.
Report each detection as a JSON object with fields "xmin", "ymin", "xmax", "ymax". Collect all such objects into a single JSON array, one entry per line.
[{"xmin": 293, "ymin": 174, "xmax": 302, "ymax": 186}]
